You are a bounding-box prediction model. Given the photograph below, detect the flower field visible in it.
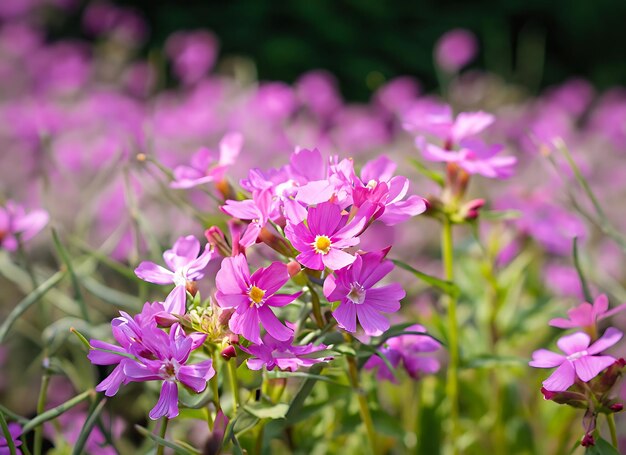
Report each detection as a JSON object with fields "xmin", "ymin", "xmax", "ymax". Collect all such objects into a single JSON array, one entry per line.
[{"xmin": 0, "ymin": 1, "xmax": 625, "ymax": 454}]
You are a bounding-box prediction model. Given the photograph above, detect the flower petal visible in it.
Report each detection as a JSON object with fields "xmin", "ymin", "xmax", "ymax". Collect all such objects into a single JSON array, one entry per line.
[
  {"xmin": 587, "ymin": 327, "xmax": 623, "ymax": 355},
  {"xmin": 149, "ymin": 381, "xmax": 179, "ymax": 420},
  {"xmin": 333, "ymin": 302, "xmax": 357, "ymax": 333},
  {"xmin": 542, "ymin": 361, "xmax": 576, "ymax": 392},
  {"xmin": 529, "ymin": 349, "xmax": 565, "ymax": 368},
  {"xmin": 258, "ymin": 306, "xmax": 293, "ymax": 341},
  {"xmin": 574, "ymin": 355, "xmax": 616, "ymax": 382}
]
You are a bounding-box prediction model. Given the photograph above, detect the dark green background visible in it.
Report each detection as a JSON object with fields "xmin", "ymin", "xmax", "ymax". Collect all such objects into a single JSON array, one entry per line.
[{"xmin": 84, "ymin": 0, "xmax": 626, "ymax": 99}]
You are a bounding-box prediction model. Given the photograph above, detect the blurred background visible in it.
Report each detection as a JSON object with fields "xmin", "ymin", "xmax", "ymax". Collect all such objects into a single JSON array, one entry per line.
[{"xmin": 46, "ymin": 0, "xmax": 626, "ymax": 99}]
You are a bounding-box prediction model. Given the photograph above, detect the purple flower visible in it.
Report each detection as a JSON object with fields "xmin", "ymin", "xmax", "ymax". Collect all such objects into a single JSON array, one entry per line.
[
  {"xmin": 135, "ymin": 235, "xmax": 213, "ymax": 311},
  {"xmin": 215, "ymin": 254, "xmax": 301, "ymax": 344},
  {"xmin": 221, "ymin": 189, "xmax": 276, "ymax": 247},
  {"xmin": 529, "ymin": 327, "xmax": 623, "ymax": 392},
  {"xmin": 323, "ymin": 250, "xmax": 405, "ymax": 336},
  {"xmin": 240, "ymin": 333, "xmax": 332, "ymax": 372},
  {"xmin": 419, "ymin": 138, "xmax": 516, "ymax": 179},
  {"xmin": 364, "ymin": 324, "xmax": 441, "ymax": 382},
  {"xmin": 0, "ymin": 201, "xmax": 49, "ymax": 251},
  {"xmin": 550, "ymin": 295, "xmax": 626, "ymax": 331},
  {"xmin": 354, "ymin": 156, "xmax": 427, "ymax": 225},
  {"xmin": 0, "ymin": 422, "xmax": 22, "ymax": 455},
  {"xmin": 123, "ymin": 325, "xmax": 215, "ymax": 420},
  {"xmin": 285, "ymin": 202, "xmax": 368, "ymax": 271},
  {"xmin": 434, "ymin": 28, "xmax": 478, "ymax": 72},
  {"xmin": 170, "ymin": 132, "xmax": 242, "ymax": 189},
  {"xmin": 165, "ymin": 30, "xmax": 219, "ymax": 85}
]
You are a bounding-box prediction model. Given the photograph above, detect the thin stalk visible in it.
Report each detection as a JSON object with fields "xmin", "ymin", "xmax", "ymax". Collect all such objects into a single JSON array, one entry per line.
[
  {"xmin": 255, "ymin": 423, "xmax": 265, "ymax": 455},
  {"xmin": 34, "ymin": 373, "xmax": 50, "ymax": 455},
  {"xmin": 226, "ymin": 360, "xmax": 240, "ymax": 413},
  {"xmin": 346, "ymin": 356, "xmax": 377, "ymax": 454},
  {"xmin": 607, "ymin": 414, "xmax": 618, "ymax": 448},
  {"xmin": 307, "ymin": 281, "xmax": 325, "ymax": 329},
  {"xmin": 210, "ymin": 353, "xmax": 221, "ymax": 413},
  {"xmin": 156, "ymin": 417, "xmax": 169, "ymax": 455},
  {"xmin": 442, "ymin": 218, "xmax": 460, "ymax": 454},
  {"xmin": 0, "ymin": 411, "xmax": 17, "ymax": 455}
]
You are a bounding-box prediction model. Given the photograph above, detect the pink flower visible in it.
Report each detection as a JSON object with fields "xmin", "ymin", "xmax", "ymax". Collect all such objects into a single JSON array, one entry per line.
[
  {"xmin": 285, "ymin": 202, "xmax": 368, "ymax": 271},
  {"xmin": 221, "ymin": 189, "xmax": 276, "ymax": 247},
  {"xmin": 165, "ymin": 30, "xmax": 219, "ymax": 85},
  {"xmin": 550, "ymin": 295, "xmax": 626, "ymax": 331},
  {"xmin": 529, "ymin": 327, "xmax": 623, "ymax": 391},
  {"xmin": 170, "ymin": 132, "xmax": 242, "ymax": 189},
  {"xmin": 419, "ymin": 138, "xmax": 516, "ymax": 179},
  {"xmin": 364, "ymin": 324, "xmax": 441, "ymax": 382},
  {"xmin": 134, "ymin": 235, "xmax": 213, "ymax": 312},
  {"xmin": 323, "ymin": 250, "xmax": 405, "ymax": 335},
  {"xmin": 215, "ymin": 254, "xmax": 301, "ymax": 344},
  {"xmin": 434, "ymin": 28, "xmax": 478, "ymax": 72},
  {"xmin": 0, "ymin": 201, "xmax": 49, "ymax": 251},
  {"xmin": 123, "ymin": 325, "xmax": 214, "ymax": 420},
  {"xmin": 354, "ymin": 156, "xmax": 427, "ymax": 225},
  {"xmin": 240, "ymin": 333, "xmax": 332, "ymax": 372},
  {"xmin": 403, "ymin": 102, "xmax": 494, "ymax": 146}
]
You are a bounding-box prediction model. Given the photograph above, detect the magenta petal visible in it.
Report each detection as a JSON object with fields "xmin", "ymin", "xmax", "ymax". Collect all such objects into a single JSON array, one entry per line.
[
  {"xmin": 230, "ymin": 307, "xmax": 261, "ymax": 344},
  {"xmin": 177, "ymin": 361, "xmax": 214, "ymax": 392},
  {"xmin": 95, "ymin": 364, "xmax": 127, "ymax": 397},
  {"xmin": 332, "ymin": 302, "xmax": 357, "ymax": 332},
  {"xmin": 587, "ymin": 327, "xmax": 623, "ymax": 355},
  {"xmin": 216, "ymin": 255, "xmax": 250, "ymax": 294},
  {"xmin": 149, "ymin": 381, "xmax": 179, "ymax": 420},
  {"xmin": 135, "ymin": 262, "xmax": 175, "ymax": 285},
  {"xmin": 364, "ymin": 286, "xmax": 403, "ymax": 312},
  {"xmin": 164, "ymin": 285, "xmax": 187, "ymax": 314},
  {"xmin": 542, "ymin": 361, "xmax": 576, "ymax": 392},
  {"xmin": 548, "ymin": 318, "xmax": 576, "ymax": 329},
  {"xmin": 356, "ymin": 304, "xmax": 390, "ymax": 336},
  {"xmin": 529, "ymin": 349, "xmax": 565, "ymax": 368},
  {"xmin": 308, "ymin": 202, "xmax": 343, "ymax": 235},
  {"xmin": 322, "ymin": 249, "xmax": 356, "ymax": 270},
  {"xmin": 297, "ymin": 250, "xmax": 324, "ymax": 271},
  {"xmin": 252, "ymin": 261, "xmax": 289, "ymax": 295},
  {"xmin": 88, "ymin": 340, "xmax": 127, "ymax": 365},
  {"xmin": 556, "ymin": 332, "xmax": 590, "ymax": 355},
  {"xmin": 266, "ymin": 292, "xmax": 301, "ymax": 307},
  {"xmin": 574, "ymin": 355, "xmax": 616, "ymax": 382},
  {"xmin": 258, "ymin": 306, "xmax": 293, "ymax": 341}
]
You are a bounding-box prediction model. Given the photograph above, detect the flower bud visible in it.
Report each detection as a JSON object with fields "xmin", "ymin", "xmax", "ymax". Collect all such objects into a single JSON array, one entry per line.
[
  {"xmin": 217, "ymin": 308, "xmax": 235, "ymax": 327},
  {"xmin": 610, "ymin": 403, "xmax": 623, "ymax": 412},
  {"xmin": 287, "ymin": 260, "xmax": 301, "ymax": 278},
  {"xmin": 205, "ymin": 226, "xmax": 231, "ymax": 257},
  {"xmin": 581, "ymin": 433, "xmax": 595, "ymax": 447},
  {"xmin": 258, "ymin": 227, "xmax": 298, "ymax": 257},
  {"xmin": 220, "ymin": 345, "xmax": 237, "ymax": 360},
  {"xmin": 228, "ymin": 333, "xmax": 239, "ymax": 345}
]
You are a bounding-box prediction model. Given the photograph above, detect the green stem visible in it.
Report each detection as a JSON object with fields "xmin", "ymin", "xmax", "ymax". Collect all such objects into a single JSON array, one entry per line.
[
  {"xmin": 607, "ymin": 413, "xmax": 618, "ymax": 448},
  {"xmin": 346, "ymin": 356, "xmax": 377, "ymax": 454},
  {"xmin": 156, "ymin": 417, "xmax": 168, "ymax": 455},
  {"xmin": 34, "ymin": 374, "xmax": 50, "ymax": 455},
  {"xmin": 0, "ymin": 411, "xmax": 17, "ymax": 455},
  {"xmin": 211, "ymin": 353, "xmax": 221, "ymax": 413},
  {"xmin": 442, "ymin": 218, "xmax": 460, "ymax": 454},
  {"xmin": 307, "ymin": 281, "xmax": 325, "ymax": 329},
  {"xmin": 227, "ymin": 359, "xmax": 240, "ymax": 413},
  {"xmin": 255, "ymin": 422, "xmax": 265, "ymax": 455}
]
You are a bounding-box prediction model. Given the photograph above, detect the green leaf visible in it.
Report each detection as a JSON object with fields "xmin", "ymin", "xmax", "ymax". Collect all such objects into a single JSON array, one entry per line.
[
  {"xmin": 0, "ymin": 270, "xmax": 66, "ymax": 343},
  {"xmin": 134, "ymin": 425, "xmax": 200, "ymax": 455},
  {"xmin": 392, "ymin": 259, "xmax": 460, "ymax": 298},
  {"xmin": 244, "ymin": 402, "xmax": 289, "ymax": 420},
  {"xmin": 285, "ymin": 364, "xmax": 324, "ymax": 423},
  {"xmin": 22, "ymin": 390, "xmax": 93, "ymax": 434},
  {"xmin": 572, "ymin": 237, "xmax": 593, "ymax": 303},
  {"xmin": 0, "ymin": 410, "xmax": 18, "ymax": 455},
  {"xmin": 585, "ymin": 437, "xmax": 621, "ymax": 455},
  {"xmin": 408, "ymin": 158, "xmax": 445, "ymax": 187},
  {"xmin": 52, "ymin": 229, "xmax": 89, "ymax": 322}
]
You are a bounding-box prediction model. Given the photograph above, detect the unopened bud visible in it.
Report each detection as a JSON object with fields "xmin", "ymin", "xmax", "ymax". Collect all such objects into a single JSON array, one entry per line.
[
  {"xmin": 185, "ymin": 281, "xmax": 198, "ymax": 296},
  {"xmin": 581, "ymin": 433, "xmax": 595, "ymax": 447},
  {"xmin": 610, "ymin": 403, "xmax": 624, "ymax": 412},
  {"xmin": 228, "ymin": 333, "xmax": 240, "ymax": 345},
  {"xmin": 215, "ymin": 179, "xmax": 236, "ymax": 201},
  {"xmin": 258, "ymin": 227, "xmax": 298, "ymax": 257},
  {"xmin": 287, "ymin": 260, "xmax": 301, "ymax": 278},
  {"xmin": 221, "ymin": 345, "xmax": 237, "ymax": 360},
  {"xmin": 218, "ymin": 308, "xmax": 235, "ymax": 326},
  {"xmin": 205, "ymin": 226, "xmax": 231, "ymax": 257}
]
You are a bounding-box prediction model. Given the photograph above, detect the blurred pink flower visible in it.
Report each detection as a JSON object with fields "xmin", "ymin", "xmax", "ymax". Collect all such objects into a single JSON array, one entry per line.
[{"xmin": 435, "ymin": 28, "xmax": 478, "ymax": 72}]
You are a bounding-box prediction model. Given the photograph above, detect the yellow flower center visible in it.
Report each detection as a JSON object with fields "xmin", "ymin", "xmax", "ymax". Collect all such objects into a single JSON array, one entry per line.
[
  {"xmin": 248, "ymin": 285, "xmax": 266, "ymax": 305},
  {"xmin": 313, "ymin": 235, "xmax": 332, "ymax": 254}
]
